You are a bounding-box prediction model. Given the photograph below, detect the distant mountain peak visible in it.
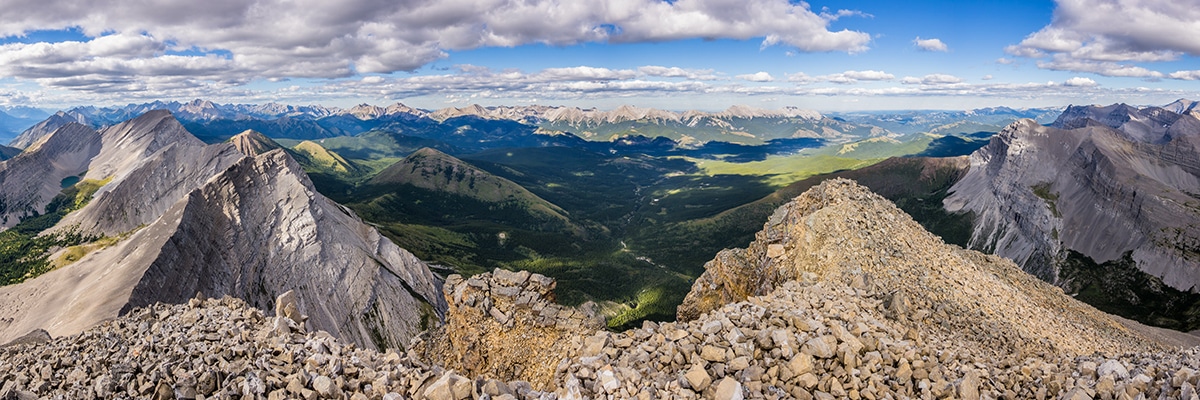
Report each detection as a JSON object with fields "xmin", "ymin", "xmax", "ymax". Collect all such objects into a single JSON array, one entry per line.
[
  {"xmin": 228, "ymin": 129, "xmax": 282, "ymax": 157},
  {"xmin": 369, "ymin": 147, "xmax": 573, "ymax": 228}
]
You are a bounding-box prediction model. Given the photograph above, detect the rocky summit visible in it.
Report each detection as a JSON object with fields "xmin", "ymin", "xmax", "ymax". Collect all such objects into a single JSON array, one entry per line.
[{"xmin": 4, "ymin": 179, "xmax": 1200, "ymax": 400}]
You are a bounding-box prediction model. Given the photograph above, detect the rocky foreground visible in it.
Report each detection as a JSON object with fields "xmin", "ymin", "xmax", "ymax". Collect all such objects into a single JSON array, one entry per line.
[{"xmin": 4, "ymin": 179, "xmax": 1200, "ymax": 399}]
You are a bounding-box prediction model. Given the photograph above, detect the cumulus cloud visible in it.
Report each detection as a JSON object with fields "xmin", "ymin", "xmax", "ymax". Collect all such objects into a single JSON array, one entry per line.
[
  {"xmin": 1168, "ymin": 70, "xmax": 1200, "ymax": 81},
  {"xmin": 787, "ymin": 72, "xmax": 817, "ymax": 84},
  {"xmin": 1063, "ymin": 77, "xmax": 1098, "ymax": 86},
  {"xmin": 0, "ymin": 0, "xmax": 873, "ymax": 96},
  {"xmin": 1036, "ymin": 55, "xmax": 1164, "ymax": 78},
  {"xmin": 735, "ymin": 72, "xmax": 774, "ymax": 82},
  {"xmin": 822, "ymin": 70, "xmax": 894, "ymax": 84},
  {"xmin": 637, "ymin": 66, "xmax": 717, "ymax": 80},
  {"xmin": 1007, "ymin": 0, "xmax": 1200, "ymax": 77},
  {"xmin": 538, "ymin": 66, "xmax": 638, "ymax": 81},
  {"xmin": 900, "ymin": 74, "xmax": 963, "ymax": 85},
  {"xmin": 913, "ymin": 37, "xmax": 948, "ymax": 52}
]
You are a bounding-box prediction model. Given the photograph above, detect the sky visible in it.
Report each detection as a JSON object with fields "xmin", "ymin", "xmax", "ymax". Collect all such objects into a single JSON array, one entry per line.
[{"xmin": 1, "ymin": 0, "xmax": 1199, "ymax": 111}]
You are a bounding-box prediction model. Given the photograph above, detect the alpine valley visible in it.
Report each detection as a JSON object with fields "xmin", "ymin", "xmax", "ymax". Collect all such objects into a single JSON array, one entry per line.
[{"xmin": 3, "ymin": 99, "xmax": 1200, "ymax": 399}]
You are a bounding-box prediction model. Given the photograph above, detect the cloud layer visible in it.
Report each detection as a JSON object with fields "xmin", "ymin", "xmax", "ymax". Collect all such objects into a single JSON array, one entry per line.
[
  {"xmin": 0, "ymin": 0, "xmax": 871, "ymax": 94},
  {"xmin": 1008, "ymin": 0, "xmax": 1200, "ymax": 79}
]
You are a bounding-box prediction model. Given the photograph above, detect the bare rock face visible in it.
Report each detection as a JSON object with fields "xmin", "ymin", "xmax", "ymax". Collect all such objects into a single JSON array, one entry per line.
[
  {"xmin": 680, "ymin": 178, "xmax": 1176, "ymax": 357},
  {"xmin": 8, "ymin": 110, "xmax": 91, "ymax": 150},
  {"xmin": 414, "ymin": 268, "xmax": 604, "ymax": 390},
  {"xmin": 0, "ymin": 123, "xmax": 101, "ymax": 228},
  {"xmin": 946, "ymin": 109, "xmax": 1200, "ymax": 290},
  {"xmin": 228, "ymin": 129, "xmax": 283, "ymax": 157},
  {"xmin": 121, "ymin": 149, "xmax": 446, "ymax": 350},
  {"xmin": 53, "ymin": 142, "xmax": 245, "ymax": 236},
  {"xmin": 84, "ymin": 109, "xmax": 204, "ymax": 183},
  {"xmin": 0, "ymin": 145, "xmax": 446, "ymax": 352}
]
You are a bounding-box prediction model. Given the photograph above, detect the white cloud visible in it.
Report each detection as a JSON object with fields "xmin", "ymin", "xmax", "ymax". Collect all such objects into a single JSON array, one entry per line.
[
  {"xmin": 982, "ymin": 75, "xmax": 994, "ymax": 80},
  {"xmin": 735, "ymin": 72, "xmax": 774, "ymax": 82},
  {"xmin": 0, "ymin": 0, "xmax": 873, "ymax": 96},
  {"xmin": 1006, "ymin": 0, "xmax": 1200, "ymax": 77},
  {"xmin": 538, "ymin": 66, "xmax": 638, "ymax": 81},
  {"xmin": 841, "ymin": 70, "xmax": 894, "ymax": 81},
  {"xmin": 787, "ymin": 72, "xmax": 817, "ymax": 84},
  {"xmin": 637, "ymin": 66, "xmax": 717, "ymax": 80},
  {"xmin": 822, "ymin": 70, "xmax": 894, "ymax": 84},
  {"xmin": 900, "ymin": 74, "xmax": 963, "ymax": 85},
  {"xmin": 12, "ymin": 62, "xmax": 1191, "ymax": 109},
  {"xmin": 1063, "ymin": 77, "xmax": 1098, "ymax": 86},
  {"xmin": 1036, "ymin": 55, "xmax": 1164, "ymax": 78},
  {"xmin": 913, "ymin": 37, "xmax": 948, "ymax": 52},
  {"xmin": 1168, "ymin": 70, "xmax": 1200, "ymax": 81}
]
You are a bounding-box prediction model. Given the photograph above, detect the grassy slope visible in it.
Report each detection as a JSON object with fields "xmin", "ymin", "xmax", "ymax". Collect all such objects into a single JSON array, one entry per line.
[
  {"xmin": 687, "ymin": 155, "xmax": 881, "ymax": 186},
  {"xmin": 0, "ymin": 177, "xmax": 110, "ymax": 285}
]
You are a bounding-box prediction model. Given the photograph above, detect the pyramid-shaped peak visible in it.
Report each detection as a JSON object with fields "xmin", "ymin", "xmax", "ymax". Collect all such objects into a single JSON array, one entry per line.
[{"xmin": 228, "ymin": 130, "xmax": 282, "ymax": 157}]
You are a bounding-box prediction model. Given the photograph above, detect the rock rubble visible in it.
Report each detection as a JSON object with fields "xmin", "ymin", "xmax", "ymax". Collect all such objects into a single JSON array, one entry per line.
[{"xmin": 4, "ymin": 178, "xmax": 1200, "ymax": 400}]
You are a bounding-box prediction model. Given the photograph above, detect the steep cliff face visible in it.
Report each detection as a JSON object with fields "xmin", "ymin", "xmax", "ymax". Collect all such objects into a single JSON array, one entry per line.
[
  {"xmin": 946, "ymin": 109, "xmax": 1200, "ymax": 291},
  {"xmin": 125, "ymin": 149, "xmax": 446, "ymax": 350},
  {"xmin": 84, "ymin": 110, "xmax": 204, "ymax": 183},
  {"xmin": 8, "ymin": 111, "xmax": 91, "ymax": 150},
  {"xmin": 0, "ymin": 110, "xmax": 448, "ymax": 352},
  {"xmin": 227, "ymin": 129, "xmax": 283, "ymax": 157},
  {"xmin": 0, "ymin": 149, "xmax": 446, "ymax": 351},
  {"xmin": 0, "ymin": 123, "xmax": 101, "ymax": 229},
  {"xmin": 52, "ymin": 142, "xmax": 245, "ymax": 236}
]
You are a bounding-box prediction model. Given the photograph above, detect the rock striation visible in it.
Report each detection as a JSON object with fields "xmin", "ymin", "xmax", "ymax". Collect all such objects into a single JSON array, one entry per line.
[
  {"xmin": 946, "ymin": 105, "xmax": 1200, "ymax": 290},
  {"xmin": 227, "ymin": 129, "xmax": 284, "ymax": 157},
  {"xmin": 0, "ymin": 122, "xmax": 101, "ymax": 228},
  {"xmin": 7, "ymin": 110, "xmax": 92, "ymax": 150},
  {"xmin": 0, "ymin": 148, "xmax": 446, "ymax": 351},
  {"xmin": 0, "ymin": 110, "xmax": 447, "ymax": 353}
]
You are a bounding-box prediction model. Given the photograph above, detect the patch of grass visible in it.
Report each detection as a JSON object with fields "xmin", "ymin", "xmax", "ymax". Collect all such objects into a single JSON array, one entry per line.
[
  {"xmin": 1031, "ymin": 183, "xmax": 1061, "ymax": 218},
  {"xmin": 686, "ymin": 154, "xmax": 882, "ymax": 186},
  {"xmin": 0, "ymin": 177, "xmax": 111, "ymax": 285},
  {"xmin": 49, "ymin": 232, "xmax": 128, "ymax": 270}
]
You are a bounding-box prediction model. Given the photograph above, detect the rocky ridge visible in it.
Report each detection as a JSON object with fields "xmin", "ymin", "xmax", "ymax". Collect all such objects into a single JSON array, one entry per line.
[
  {"xmin": 8, "ymin": 111, "xmax": 92, "ymax": 150},
  {"xmin": 0, "ymin": 122, "xmax": 101, "ymax": 228},
  {"xmin": 946, "ymin": 106, "xmax": 1200, "ymax": 290},
  {"xmin": 0, "ymin": 110, "xmax": 446, "ymax": 353},
  {"xmin": 4, "ymin": 179, "xmax": 1200, "ymax": 399},
  {"xmin": 228, "ymin": 130, "xmax": 284, "ymax": 157}
]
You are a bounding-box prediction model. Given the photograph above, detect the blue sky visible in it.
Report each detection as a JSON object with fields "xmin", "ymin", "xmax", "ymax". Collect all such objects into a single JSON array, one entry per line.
[{"xmin": 1, "ymin": 0, "xmax": 1198, "ymax": 111}]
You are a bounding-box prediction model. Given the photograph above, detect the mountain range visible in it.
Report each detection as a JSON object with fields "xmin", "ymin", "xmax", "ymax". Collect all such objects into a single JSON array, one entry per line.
[
  {"xmin": 0, "ymin": 111, "xmax": 444, "ymax": 350},
  {"xmin": 8, "ymin": 100, "xmax": 1069, "ymax": 152},
  {"xmin": 1, "ymin": 98, "xmax": 1200, "ymax": 349}
]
